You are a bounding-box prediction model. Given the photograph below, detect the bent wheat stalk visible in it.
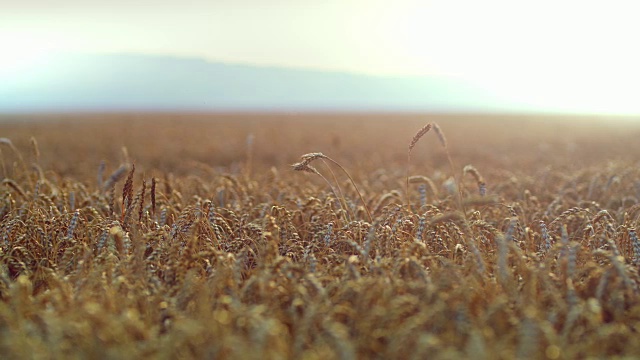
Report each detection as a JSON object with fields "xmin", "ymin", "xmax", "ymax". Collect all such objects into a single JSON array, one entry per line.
[
  {"xmin": 293, "ymin": 152, "xmax": 372, "ymax": 223},
  {"xmin": 463, "ymin": 165, "xmax": 486, "ymax": 196},
  {"xmin": 432, "ymin": 123, "xmax": 465, "ymax": 215},
  {"xmin": 407, "ymin": 123, "xmax": 432, "ymax": 208},
  {"xmin": 0, "ymin": 137, "xmax": 32, "ymax": 188}
]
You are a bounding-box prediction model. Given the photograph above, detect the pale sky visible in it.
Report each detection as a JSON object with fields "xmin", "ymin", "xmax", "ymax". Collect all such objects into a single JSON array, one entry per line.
[{"xmin": 2, "ymin": 0, "xmax": 640, "ymax": 114}]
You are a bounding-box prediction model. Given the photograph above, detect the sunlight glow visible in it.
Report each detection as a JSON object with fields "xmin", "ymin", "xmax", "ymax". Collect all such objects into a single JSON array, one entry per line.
[
  {"xmin": 2, "ymin": 0, "xmax": 640, "ymax": 114},
  {"xmin": 383, "ymin": 0, "xmax": 640, "ymax": 113},
  {"xmin": 0, "ymin": 32, "xmax": 58, "ymax": 81}
]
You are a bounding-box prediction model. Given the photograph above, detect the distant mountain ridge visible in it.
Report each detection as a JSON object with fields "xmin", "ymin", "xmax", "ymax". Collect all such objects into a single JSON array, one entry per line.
[{"xmin": 0, "ymin": 53, "xmax": 510, "ymax": 112}]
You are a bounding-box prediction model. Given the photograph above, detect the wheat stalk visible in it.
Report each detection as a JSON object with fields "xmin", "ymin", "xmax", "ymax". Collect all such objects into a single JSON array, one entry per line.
[
  {"xmin": 293, "ymin": 152, "xmax": 372, "ymax": 223},
  {"xmin": 406, "ymin": 123, "xmax": 432, "ymax": 207},
  {"xmin": 463, "ymin": 165, "xmax": 486, "ymax": 196},
  {"xmin": 121, "ymin": 164, "xmax": 135, "ymax": 223}
]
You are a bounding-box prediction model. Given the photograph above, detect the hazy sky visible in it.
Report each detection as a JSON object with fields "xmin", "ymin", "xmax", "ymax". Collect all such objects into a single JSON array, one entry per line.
[{"xmin": 2, "ymin": 0, "xmax": 640, "ymax": 113}]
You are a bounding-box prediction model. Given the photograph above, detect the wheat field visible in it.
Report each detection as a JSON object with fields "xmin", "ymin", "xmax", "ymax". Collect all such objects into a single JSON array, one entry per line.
[{"xmin": 1, "ymin": 113, "xmax": 640, "ymax": 359}]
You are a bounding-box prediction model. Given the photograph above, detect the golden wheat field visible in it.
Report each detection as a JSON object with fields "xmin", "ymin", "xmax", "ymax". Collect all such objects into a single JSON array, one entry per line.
[{"xmin": 1, "ymin": 113, "xmax": 640, "ymax": 359}]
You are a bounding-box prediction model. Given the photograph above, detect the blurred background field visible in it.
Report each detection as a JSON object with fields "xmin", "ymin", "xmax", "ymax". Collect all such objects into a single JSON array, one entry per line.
[
  {"xmin": 2, "ymin": 113, "xmax": 639, "ymax": 178},
  {"xmin": 2, "ymin": 113, "xmax": 640, "ymax": 358}
]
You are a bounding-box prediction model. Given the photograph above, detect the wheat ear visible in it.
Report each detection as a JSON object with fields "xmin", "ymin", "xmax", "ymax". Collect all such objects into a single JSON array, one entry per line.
[
  {"xmin": 432, "ymin": 123, "xmax": 467, "ymax": 216},
  {"xmin": 463, "ymin": 165, "xmax": 486, "ymax": 196},
  {"xmin": 293, "ymin": 152, "xmax": 372, "ymax": 223},
  {"xmin": 406, "ymin": 123, "xmax": 432, "ymax": 209}
]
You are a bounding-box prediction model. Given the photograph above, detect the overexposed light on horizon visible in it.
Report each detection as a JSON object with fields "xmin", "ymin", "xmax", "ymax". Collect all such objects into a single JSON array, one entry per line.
[
  {"xmin": 0, "ymin": 29, "xmax": 88, "ymax": 85},
  {"xmin": 0, "ymin": 31, "xmax": 55, "ymax": 80},
  {"xmin": 1, "ymin": 0, "xmax": 640, "ymax": 114}
]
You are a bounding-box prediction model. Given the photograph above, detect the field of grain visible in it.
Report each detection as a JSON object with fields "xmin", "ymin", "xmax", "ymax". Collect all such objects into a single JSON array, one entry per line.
[{"xmin": 1, "ymin": 113, "xmax": 640, "ymax": 359}]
